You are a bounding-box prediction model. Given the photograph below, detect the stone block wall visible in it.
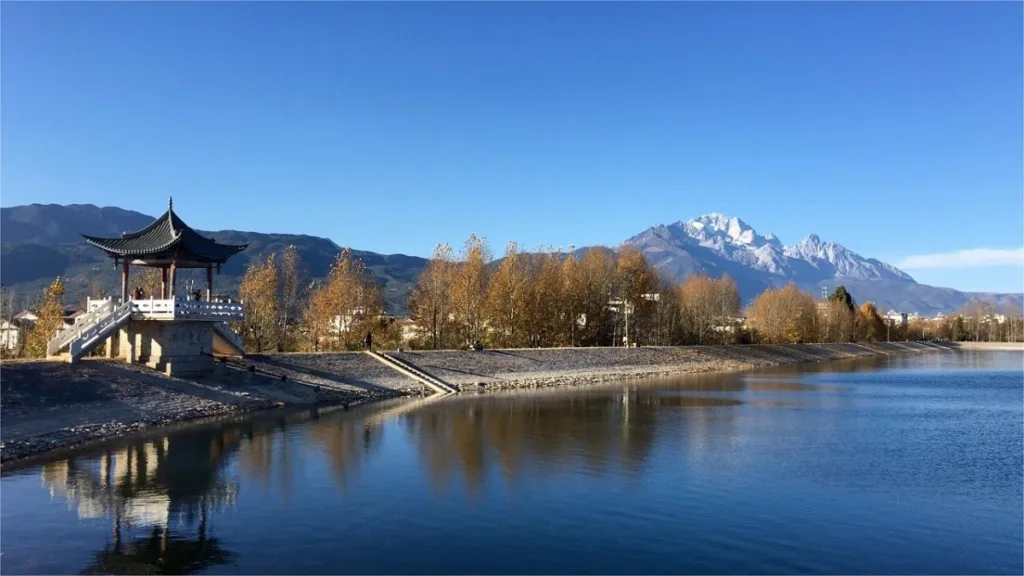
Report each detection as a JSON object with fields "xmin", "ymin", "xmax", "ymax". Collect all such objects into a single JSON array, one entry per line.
[{"xmin": 118, "ymin": 320, "xmax": 214, "ymax": 376}]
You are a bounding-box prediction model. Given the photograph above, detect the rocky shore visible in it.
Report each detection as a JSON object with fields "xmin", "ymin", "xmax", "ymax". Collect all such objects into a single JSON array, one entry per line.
[
  {"xmin": 0, "ymin": 358, "xmax": 391, "ymax": 463},
  {"xmin": 1, "ymin": 341, "xmax": 955, "ymax": 463}
]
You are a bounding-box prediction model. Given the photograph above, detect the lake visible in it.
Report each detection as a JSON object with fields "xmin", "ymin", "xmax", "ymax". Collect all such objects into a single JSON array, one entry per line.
[{"xmin": 2, "ymin": 350, "xmax": 1021, "ymax": 575}]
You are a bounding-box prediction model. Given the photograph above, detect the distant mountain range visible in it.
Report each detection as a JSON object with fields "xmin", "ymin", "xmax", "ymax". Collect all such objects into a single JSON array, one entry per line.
[
  {"xmin": 0, "ymin": 204, "xmax": 428, "ymax": 314},
  {"xmin": 625, "ymin": 213, "xmax": 1021, "ymax": 315},
  {"xmin": 2, "ymin": 204, "xmax": 1019, "ymax": 316}
]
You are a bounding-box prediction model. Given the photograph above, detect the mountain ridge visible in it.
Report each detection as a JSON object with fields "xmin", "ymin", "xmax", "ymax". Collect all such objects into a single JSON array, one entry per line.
[
  {"xmin": 624, "ymin": 212, "xmax": 1019, "ymax": 314},
  {"xmin": 1, "ymin": 203, "xmax": 1019, "ymax": 316}
]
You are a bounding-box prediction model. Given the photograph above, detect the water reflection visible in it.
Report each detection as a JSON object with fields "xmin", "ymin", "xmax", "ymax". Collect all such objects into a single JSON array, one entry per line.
[
  {"xmin": 7, "ymin": 352, "xmax": 1018, "ymax": 575},
  {"xmin": 41, "ymin": 434, "xmax": 239, "ymax": 574}
]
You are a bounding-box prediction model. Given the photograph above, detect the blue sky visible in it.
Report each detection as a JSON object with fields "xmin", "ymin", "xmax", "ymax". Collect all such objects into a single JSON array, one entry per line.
[{"xmin": 2, "ymin": 2, "xmax": 1021, "ymax": 293}]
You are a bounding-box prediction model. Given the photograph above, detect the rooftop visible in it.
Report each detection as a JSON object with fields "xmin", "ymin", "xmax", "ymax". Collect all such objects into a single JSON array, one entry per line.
[{"xmin": 81, "ymin": 197, "xmax": 248, "ymax": 266}]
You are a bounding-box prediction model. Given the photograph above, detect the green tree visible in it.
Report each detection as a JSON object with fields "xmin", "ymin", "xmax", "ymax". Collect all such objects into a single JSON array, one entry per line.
[{"xmin": 829, "ymin": 285, "xmax": 856, "ymax": 312}]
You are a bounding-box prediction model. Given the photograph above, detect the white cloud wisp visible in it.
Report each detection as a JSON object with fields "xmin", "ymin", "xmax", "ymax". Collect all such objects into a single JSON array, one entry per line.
[{"xmin": 897, "ymin": 247, "xmax": 1024, "ymax": 270}]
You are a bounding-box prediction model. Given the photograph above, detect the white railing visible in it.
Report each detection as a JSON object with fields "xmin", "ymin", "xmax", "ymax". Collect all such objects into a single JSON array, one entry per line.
[
  {"xmin": 49, "ymin": 299, "xmax": 115, "ymax": 356},
  {"xmin": 67, "ymin": 302, "xmax": 133, "ymax": 361},
  {"xmin": 213, "ymin": 322, "xmax": 246, "ymax": 353},
  {"xmin": 47, "ymin": 297, "xmax": 244, "ymax": 357},
  {"xmin": 87, "ymin": 297, "xmax": 113, "ymax": 314},
  {"xmin": 48, "ymin": 300, "xmax": 132, "ymax": 358},
  {"xmin": 129, "ymin": 297, "xmax": 244, "ymax": 322}
]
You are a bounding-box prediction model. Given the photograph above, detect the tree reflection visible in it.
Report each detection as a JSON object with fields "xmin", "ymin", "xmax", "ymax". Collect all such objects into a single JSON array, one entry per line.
[{"xmin": 401, "ymin": 387, "xmax": 739, "ymax": 493}]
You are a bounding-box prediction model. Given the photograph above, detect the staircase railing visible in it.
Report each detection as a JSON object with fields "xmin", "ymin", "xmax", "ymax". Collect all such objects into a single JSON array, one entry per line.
[
  {"xmin": 66, "ymin": 301, "xmax": 133, "ymax": 361},
  {"xmin": 48, "ymin": 300, "xmax": 116, "ymax": 357},
  {"xmin": 213, "ymin": 322, "xmax": 246, "ymax": 354}
]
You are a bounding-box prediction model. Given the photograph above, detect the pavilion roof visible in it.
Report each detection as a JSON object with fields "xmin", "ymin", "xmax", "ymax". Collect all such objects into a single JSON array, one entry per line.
[{"xmin": 81, "ymin": 198, "xmax": 248, "ymax": 264}]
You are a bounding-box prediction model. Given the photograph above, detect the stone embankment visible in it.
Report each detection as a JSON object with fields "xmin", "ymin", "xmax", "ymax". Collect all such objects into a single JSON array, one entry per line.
[
  {"xmin": 0, "ymin": 358, "xmax": 386, "ymax": 463},
  {"xmin": 387, "ymin": 341, "xmax": 954, "ymax": 392},
  {"xmin": 951, "ymin": 341, "xmax": 1024, "ymax": 351},
  {"xmin": 1, "ymin": 341, "xmax": 955, "ymax": 462}
]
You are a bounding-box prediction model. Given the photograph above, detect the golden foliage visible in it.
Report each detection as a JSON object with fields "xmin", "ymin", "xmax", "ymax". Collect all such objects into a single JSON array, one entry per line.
[
  {"xmin": 576, "ymin": 248, "xmax": 616, "ymax": 346},
  {"xmin": 679, "ymin": 273, "xmax": 741, "ymax": 345},
  {"xmin": 856, "ymin": 302, "xmax": 886, "ymax": 342},
  {"xmin": 451, "ymin": 234, "xmax": 491, "ymax": 348},
  {"xmin": 819, "ymin": 299, "xmax": 856, "ymax": 342},
  {"xmin": 301, "ymin": 248, "xmax": 384, "ymax": 352},
  {"xmin": 24, "ymin": 277, "xmax": 66, "ymax": 358},
  {"xmin": 238, "ymin": 253, "xmax": 280, "ymax": 352},
  {"xmin": 277, "ymin": 246, "xmax": 305, "ymax": 351},
  {"xmin": 486, "ymin": 241, "xmax": 529, "ymax": 348},
  {"xmin": 140, "ymin": 268, "xmax": 164, "ymax": 299},
  {"xmin": 409, "ymin": 243, "xmax": 456, "ymax": 349},
  {"xmin": 615, "ymin": 246, "xmax": 657, "ymax": 345},
  {"xmin": 746, "ymin": 283, "xmax": 818, "ymax": 344}
]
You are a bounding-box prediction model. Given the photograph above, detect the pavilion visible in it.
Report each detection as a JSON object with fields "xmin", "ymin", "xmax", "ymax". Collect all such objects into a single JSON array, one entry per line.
[
  {"xmin": 82, "ymin": 197, "xmax": 248, "ymax": 303},
  {"xmin": 47, "ymin": 198, "xmax": 248, "ymax": 375}
]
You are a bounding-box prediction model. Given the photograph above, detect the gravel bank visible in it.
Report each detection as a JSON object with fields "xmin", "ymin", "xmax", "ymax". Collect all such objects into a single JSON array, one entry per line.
[
  {"xmin": 391, "ymin": 341, "xmax": 954, "ymax": 391},
  {"xmin": 0, "ymin": 358, "xmax": 386, "ymax": 463},
  {"xmin": 1, "ymin": 342, "xmax": 952, "ymax": 462}
]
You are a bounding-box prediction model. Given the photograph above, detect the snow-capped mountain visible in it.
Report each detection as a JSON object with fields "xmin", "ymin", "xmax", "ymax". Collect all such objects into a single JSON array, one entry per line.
[
  {"xmin": 628, "ymin": 212, "xmax": 913, "ymax": 285},
  {"xmin": 624, "ymin": 213, "xmax": 1021, "ymax": 315}
]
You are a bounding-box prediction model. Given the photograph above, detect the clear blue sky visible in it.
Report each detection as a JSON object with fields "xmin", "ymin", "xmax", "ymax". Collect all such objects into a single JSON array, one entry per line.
[{"xmin": 2, "ymin": 2, "xmax": 1021, "ymax": 293}]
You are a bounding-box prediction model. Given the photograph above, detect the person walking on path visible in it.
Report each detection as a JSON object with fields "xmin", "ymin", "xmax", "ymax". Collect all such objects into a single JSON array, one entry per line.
[{"xmin": 364, "ymin": 331, "xmax": 373, "ymax": 351}]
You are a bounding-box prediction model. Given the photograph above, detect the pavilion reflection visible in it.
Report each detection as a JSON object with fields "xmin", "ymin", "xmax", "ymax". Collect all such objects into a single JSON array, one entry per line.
[{"xmin": 41, "ymin": 429, "xmax": 242, "ymax": 574}]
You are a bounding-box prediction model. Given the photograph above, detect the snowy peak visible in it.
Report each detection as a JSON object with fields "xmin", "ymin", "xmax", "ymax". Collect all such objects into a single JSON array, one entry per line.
[
  {"xmin": 628, "ymin": 213, "xmax": 915, "ymax": 284},
  {"xmin": 681, "ymin": 213, "xmax": 767, "ymax": 247}
]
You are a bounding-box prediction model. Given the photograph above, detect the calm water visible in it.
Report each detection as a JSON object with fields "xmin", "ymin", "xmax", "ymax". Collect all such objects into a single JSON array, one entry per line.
[{"xmin": 2, "ymin": 351, "xmax": 1021, "ymax": 575}]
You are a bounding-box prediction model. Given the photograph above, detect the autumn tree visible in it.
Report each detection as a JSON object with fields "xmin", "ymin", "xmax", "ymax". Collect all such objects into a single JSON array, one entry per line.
[
  {"xmin": 486, "ymin": 241, "xmax": 530, "ymax": 348},
  {"xmin": 133, "ymin": 267, "xmax": 164, "ymax": 299},
  {"xmin": 561, "ymin": 249, "xmax": 584, "ymax": 347},
  {"xmin": 1003, "ymin": 302, "xmax": 1022, "ymax": 343},
  {"xmin": 712, "ymin": 274, "xmax": 742, "ymax": 340},
  {"xmin": 746, "ymin": 283, "xmax": 818, "ymax": 344},
  {"xmin": 819, "ymin": 299, "xmax": 856, "ymax": 342},
  {"xmin": 451, "ymin": 234, "xmax": 491, "ymax": 348},
  {"xmin": 24, "ymin": 277, "xmax": 67, "ymax": 358},
  {"xmin": 855, "ymin": 302, "xmax": 886, "ymax": 342},
  {"xmin": 302, "ymin": 248, "xmax": 384, "ymax": 351},
  {"xmin": 525, "ymin": 248, "xmax": 567, "ymax": 347},
  {"xmin": 615, "ymin": 246, "xmax": 657, "ymax": 346},
  {"xmin": 409, "ymin": 243, "xmax": 456, "ymax": 349},
  {"xmin": 649, "ymin": 276, "xmax": 683, "ymax": 345},
  {"xmin": 576, "ymin": 248, "xmax": 616, "ymax": 346},
  {"xmin": 238, "ymin": 253, "xmax": 280, "ymax": 353},
  {"xmin": 277, "ymin": 245, "xmax": 306, "ymax": 352}
]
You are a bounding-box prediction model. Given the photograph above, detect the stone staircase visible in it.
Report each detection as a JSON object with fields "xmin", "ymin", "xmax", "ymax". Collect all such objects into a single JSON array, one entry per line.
[{"xmin": 46, "ymin": 300, "xmax": 133, "ymax": 362}]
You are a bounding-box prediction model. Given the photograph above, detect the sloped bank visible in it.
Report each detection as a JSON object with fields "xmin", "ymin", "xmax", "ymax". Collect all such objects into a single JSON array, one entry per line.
[
  {"xmin": 388, "ymin": 341, "xmax": 955, "ymax": 391},
  {"xmin": 0, "ymin": 358, "xmax": 402, "ymax": 463},
  {"xmin": 0, "ymin": 342, "xmax": 952, "ymax": 463}
]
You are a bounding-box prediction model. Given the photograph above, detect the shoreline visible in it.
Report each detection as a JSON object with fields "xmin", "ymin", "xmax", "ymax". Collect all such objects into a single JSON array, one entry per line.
[{"xmin": 0, "ymin": 341, "xmax": 964, "ymax": 464}]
